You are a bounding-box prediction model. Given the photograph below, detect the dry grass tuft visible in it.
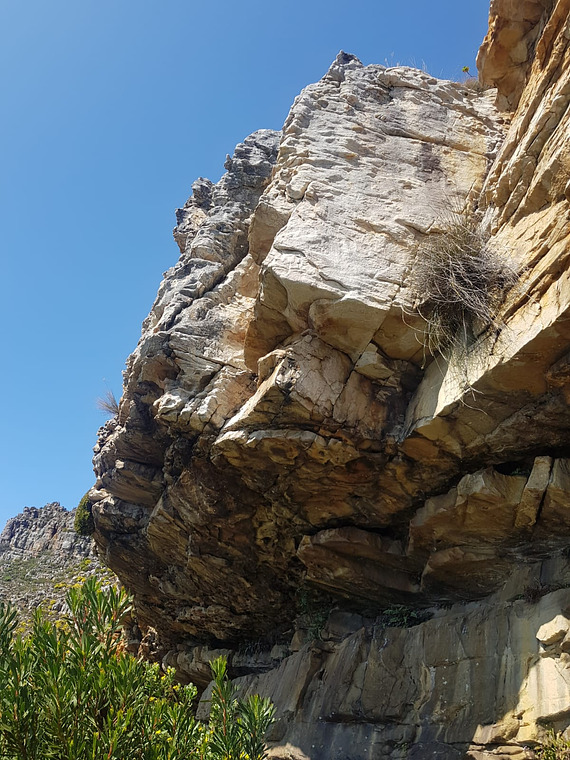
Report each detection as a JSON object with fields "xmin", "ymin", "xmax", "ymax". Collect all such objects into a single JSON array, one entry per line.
[
  {"xmin": 96, "ymin": 390, "xmax": 120, "ymax": 417},
  {"xmin": 461, "ymin": 77, "xmax": 493, "ymax": 94},
  {"xmin": 410, "ymin": 212, "xmax": 518, "ymax": 365}
]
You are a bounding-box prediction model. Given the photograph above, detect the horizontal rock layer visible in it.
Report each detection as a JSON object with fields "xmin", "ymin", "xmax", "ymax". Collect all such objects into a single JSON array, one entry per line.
[{"xmin": 232, "ymin": 579, "xmax": 570, "ymax": 760}]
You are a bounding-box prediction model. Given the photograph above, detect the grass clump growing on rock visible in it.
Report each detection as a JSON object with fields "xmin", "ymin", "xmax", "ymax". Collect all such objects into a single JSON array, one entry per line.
[
  {"xmin": 295, "ymin": 586, "xmax": 334, "ymax": 641},
  {"xmin": 0, "ymin": 578, "xmax": 274, "ymax": 760},
  {"xmin": 411, "ymin": 211, "xmax": 518, "ymax": 365},
  {"xmin": 536, "ymin": 729, "xmax": 570, "ymax": 758},
  {"xmin": 378, "ymin": 604, "xmax": 427, "ymax": 628},
  {"xmin": 96, "ymin": 389, "xmax": 120, "ymax": 417}
]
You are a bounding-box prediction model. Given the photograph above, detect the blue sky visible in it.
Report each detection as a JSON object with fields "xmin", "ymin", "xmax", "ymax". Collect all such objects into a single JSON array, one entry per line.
[{"xmin": 0, "ymin": 0, "xmax": 490, "ymax": 525}]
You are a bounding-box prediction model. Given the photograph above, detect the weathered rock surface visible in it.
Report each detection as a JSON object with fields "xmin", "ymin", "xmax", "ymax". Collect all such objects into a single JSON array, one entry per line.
[
  {"xmin": 91, "ymin": 1, "xmax": 570, "ymax": 756},
  {"xmin": 92, "ymin": 54, "xmax": 507, "ymax": 639},
  {"xmin": 478, "ymin": 0, "xmax": 555, "ymax": 110},
  {"xmin": 233, "ymin": 581, "xmax": 570, "ymax": 759}
]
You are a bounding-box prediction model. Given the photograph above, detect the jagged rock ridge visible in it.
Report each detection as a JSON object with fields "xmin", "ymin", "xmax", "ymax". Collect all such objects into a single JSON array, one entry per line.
[
  {"xmin": 0, "ymin": 502, "xmax": 90, "ymax": 561},
  {"xmin": 92, "ymin": 1, "xmax": 570, "ymax": 757},
  {"xmin": 0, "ymin": 503, "xmax": 102, "ymax": 620}
]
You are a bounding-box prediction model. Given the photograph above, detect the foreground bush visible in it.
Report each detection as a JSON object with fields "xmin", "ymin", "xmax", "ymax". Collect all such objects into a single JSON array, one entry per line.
[{"xmin": 0, "ymin": 578, "xmax": 274, "ymax": 760}]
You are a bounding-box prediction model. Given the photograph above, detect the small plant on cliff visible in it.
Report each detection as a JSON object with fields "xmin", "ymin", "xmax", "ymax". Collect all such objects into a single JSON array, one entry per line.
[
  {"xmin": 378, "ymin": 604, "xmax": 426, "ymax": 628},
  {"xmin": 96, "ymin": 389, "xmax": 120, "ymax": 417},
  {"xmin": 0, "ymin": 578, "xmax": 275, "ymax": 760},
  {"xmin": 536, "ymin": 729, "xmax": 570, "ymax": 759},
  {"xmin": 410, "ymin": 209, "xmax": 518, "ymax": 366},
  {"xmin": 74, "ymin": 491, "xmax": 95, "ymax": 536},
  {"xmin": 295, "ymin": 586, "xmax": 333, "ymax": 640}
]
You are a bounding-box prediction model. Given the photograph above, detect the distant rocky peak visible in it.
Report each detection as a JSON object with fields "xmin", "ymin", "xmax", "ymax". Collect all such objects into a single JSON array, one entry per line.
[{"xmin": 0, "ymin": 502, "xmax": 93, "ymax": 562}]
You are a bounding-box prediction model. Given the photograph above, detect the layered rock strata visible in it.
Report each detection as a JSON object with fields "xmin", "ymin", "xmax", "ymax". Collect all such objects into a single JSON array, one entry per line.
[
  {"xmin": 92, "ymin": 55, "xmax": 507, "ymax": 640},
  {"xmin": 231, "ymin": 579, "xmax": 570, "ymax": 760},
  {"xmin": 92, "ymin": 1, "xmax": 570, "ymax": 756}
]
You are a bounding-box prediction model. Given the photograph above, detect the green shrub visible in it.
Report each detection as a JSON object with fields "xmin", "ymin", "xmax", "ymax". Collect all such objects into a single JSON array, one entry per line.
[
  {"xmin": 74, "ymin": 492, "xmax": 94, "ymax": 536},
  {"xmin": 536, "ymin": 729, "xmax": 570, "ymax": 759},
  {"xmin": 295, "ymin": 586, "xmax": 333, "ymax": 640},
  {"xmin": 208, "ymin": 657, "xmax": 275, "ymax": 760},
  {"xmin": 378, "ymin": 604, "xmax": 426, "ymax": 628},
  {"xmin": 0, "ymin": 578, "xmax": 274, "ymax": 760}
]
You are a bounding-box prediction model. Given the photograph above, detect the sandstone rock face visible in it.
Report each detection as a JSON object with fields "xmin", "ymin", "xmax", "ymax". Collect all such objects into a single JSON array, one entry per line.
[
  {"xmin": 92, "ymin": 54, "xmax": 506, "ymax": 640},
  {"xmin": 92, "ymin": 2, "xmax": 570, "ymax": 756},
  {"xmin": 233, "ymin": 582, "xmax": 570, "ymax": 759},
  {"xmin": 478, "ymin": 0, "xmax": 555, "ymax": 110}
]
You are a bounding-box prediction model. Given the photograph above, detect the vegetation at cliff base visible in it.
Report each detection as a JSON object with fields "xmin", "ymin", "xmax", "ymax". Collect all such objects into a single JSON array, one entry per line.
[
  {"xmin": 536, "ymin": 729, "xmax": 570, "ymax": 759},
  {"xmin": 0, "ymin": 578, "xmax": 274, "ymax": 759}
]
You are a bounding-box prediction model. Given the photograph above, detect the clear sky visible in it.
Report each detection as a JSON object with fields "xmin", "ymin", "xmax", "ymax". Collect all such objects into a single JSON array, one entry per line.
[{"xmin": 0, "ymin": 0, "xmax": 490, "ymax": 526}]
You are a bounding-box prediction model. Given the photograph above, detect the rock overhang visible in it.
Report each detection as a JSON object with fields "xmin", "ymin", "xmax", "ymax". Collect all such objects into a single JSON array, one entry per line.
[{"xmin": 91, "ymin": 24, "xmax": 570, "ymax": 648}]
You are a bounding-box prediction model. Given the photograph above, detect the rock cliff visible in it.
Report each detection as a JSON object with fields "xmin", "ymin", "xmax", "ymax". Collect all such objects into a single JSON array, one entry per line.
[{"xmin": 91, "ymin": 1, "xmax": 570, "ymax": 757}]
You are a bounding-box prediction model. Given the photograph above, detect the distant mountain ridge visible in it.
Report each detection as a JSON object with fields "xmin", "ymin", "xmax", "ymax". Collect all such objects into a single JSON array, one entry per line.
[
  {"xmin": 0, "ymin": 502, "xmax": 108, "ymax": 622},
  {"xmin": 0, "ymin": 501, "xmax": 92, "ymax": 562}
]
